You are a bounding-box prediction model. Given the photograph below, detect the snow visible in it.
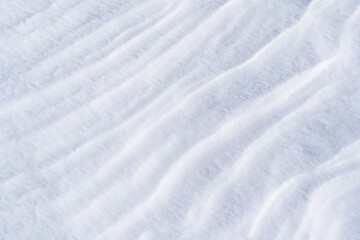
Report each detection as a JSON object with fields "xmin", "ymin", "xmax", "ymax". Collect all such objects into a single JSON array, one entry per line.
[{"xmin": 1, "ymin": 0, "xmax": 360, "ymax": 239}]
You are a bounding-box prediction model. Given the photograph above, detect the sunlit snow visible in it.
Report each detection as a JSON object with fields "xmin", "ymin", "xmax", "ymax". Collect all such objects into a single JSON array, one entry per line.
[{"xmin": 1, "ymin": 0, "xmax": 360, "ymax": 239}]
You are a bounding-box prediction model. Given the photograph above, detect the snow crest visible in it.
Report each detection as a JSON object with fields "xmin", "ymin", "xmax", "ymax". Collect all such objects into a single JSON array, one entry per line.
[{"xmin": 1, "ymin": 0, "xmax": 360, "ymax": 239}]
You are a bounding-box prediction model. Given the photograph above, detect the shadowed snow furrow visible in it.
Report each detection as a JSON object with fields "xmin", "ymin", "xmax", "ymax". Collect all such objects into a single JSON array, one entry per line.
[{"xmin": 1, "ymin": 0, "xmax": 360, "ymax": 240}]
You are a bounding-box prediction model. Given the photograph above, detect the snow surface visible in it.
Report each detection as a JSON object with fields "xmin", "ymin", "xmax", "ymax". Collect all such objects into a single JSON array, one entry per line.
[{"xmin": 1, "ymin": 0, "xmax": 360, "ymax": 239}]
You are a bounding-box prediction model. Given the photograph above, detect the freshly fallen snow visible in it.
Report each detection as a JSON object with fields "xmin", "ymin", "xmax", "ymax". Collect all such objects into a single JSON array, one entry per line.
[{"xmin": 1, "ymin": 0, "xmax": 360, "ymax": 239}]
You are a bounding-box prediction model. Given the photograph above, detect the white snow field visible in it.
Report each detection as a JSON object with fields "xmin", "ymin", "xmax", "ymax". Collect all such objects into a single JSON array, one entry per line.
[{"xmin": 1, "ymin": 0, "xmax": 360, "ymax": 239}]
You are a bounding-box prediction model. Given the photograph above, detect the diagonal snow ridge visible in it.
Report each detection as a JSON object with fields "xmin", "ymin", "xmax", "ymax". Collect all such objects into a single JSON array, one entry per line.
[{"xmin": 1, "ymin": 0, "xmax": 360, "ymax": 239}]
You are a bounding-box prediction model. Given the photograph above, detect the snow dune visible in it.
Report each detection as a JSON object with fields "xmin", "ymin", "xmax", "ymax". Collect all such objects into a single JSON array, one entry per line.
[{"xmin": 1, "ymin": 0, "xmax": 360, "ymax": 239}]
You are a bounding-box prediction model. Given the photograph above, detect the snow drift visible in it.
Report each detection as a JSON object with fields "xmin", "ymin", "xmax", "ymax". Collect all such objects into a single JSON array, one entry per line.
[{"xmin": 1, "ymin": 0, "xmax": 360, "ymax": 239}]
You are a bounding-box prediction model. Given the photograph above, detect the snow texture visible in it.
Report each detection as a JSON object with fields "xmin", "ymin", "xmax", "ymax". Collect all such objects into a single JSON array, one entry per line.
[{"xmin": 1, "ymin": 0, "xmax": 360, "ymax": 239}]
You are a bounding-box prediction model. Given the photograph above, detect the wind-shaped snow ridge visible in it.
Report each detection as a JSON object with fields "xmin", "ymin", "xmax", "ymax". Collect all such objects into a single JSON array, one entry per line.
[{"xmin": 1, "ymin": 0, "xmax": 360, "ymax": 239}]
